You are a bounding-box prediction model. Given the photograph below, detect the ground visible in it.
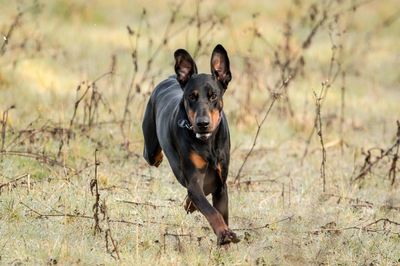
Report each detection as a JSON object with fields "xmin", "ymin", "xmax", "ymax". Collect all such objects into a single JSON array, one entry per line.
[{"xmin": 0, "ymin": 0, "xmax": 400, "ymax": 265}]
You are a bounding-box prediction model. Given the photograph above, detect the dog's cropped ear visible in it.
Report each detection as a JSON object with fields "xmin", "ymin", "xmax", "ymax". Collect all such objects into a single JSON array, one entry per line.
[
  {"xmin": 174, "ymin": 49, "xmax": 197, "ymax": 88},
  {"xmin": 210, "ymin": 44, "xmax": 232, "ymax": 89}
]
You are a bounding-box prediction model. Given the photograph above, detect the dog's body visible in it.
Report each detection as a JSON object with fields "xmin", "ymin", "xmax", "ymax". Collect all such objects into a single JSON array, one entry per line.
[{"xmin": 142, "ymin": 45, "xmax": 239, "ymax": 245}]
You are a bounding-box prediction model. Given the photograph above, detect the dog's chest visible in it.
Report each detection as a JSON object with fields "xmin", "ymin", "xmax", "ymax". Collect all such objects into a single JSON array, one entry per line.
[{"xmin": 203, "ymin": 165, "xmax": 221, "ymax": 195}]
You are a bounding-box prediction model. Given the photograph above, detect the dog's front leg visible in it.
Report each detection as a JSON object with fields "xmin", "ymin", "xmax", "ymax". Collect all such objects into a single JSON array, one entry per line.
[
  {"xmin": 212, "ymin": 183, "xmax": 229, "ymax": 225},
  {"xmin": 187, "ymin": 172, "xmax": 239, "ymax": 245}
]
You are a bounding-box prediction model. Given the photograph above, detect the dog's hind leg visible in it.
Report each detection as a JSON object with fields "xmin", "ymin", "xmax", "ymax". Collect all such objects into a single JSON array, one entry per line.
[
  {"xmin": 184, "ymin": 195, "xmax": 197, "ymax": 213},
  {"xmin": 142, "ymin": 100, "xmax": 163, "ymax": 167}
]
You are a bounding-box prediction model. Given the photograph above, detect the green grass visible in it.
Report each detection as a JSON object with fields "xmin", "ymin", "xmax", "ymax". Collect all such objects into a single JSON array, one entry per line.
[{"xmin": 1, "ymin": 0, "xmax": 400, "ymax": 264}]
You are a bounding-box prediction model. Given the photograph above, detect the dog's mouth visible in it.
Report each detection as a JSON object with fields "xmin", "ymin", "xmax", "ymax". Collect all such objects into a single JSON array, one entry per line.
[{"xmin": 195, "ymin": 132, "xmax": 212, "ymax": 141}]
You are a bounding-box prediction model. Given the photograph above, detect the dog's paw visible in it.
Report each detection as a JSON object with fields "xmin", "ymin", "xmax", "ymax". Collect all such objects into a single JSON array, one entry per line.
[{"xmin": 217, "ymin": 229, "xmax": 240, "ymax": 246}]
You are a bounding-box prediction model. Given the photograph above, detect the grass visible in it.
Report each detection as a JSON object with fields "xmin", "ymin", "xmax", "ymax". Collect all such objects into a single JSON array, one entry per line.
[{"xmin": 1, "ymin": 0, "xmax": 400, "ymax": 264}]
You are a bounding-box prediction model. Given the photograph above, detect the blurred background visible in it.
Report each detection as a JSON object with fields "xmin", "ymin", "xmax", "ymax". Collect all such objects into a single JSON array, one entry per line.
[{"xmin": 1, "ymin": 0, "xmax": 399, "ymax": 264}]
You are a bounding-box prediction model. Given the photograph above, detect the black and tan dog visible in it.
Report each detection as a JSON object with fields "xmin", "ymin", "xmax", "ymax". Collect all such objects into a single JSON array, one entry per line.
[{"xmin": 142, "ymin": 44, "xmax": 239, "ymax": 245}]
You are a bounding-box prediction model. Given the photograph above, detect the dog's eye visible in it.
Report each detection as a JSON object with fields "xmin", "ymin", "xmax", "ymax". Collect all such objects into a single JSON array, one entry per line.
[
  {"xmin": 210, "ymin": 93, "xmax": 217, "ymax": 101},
  {"xmin": 188, "ymin": 94, "xmax": 197, "ymax": 102}
]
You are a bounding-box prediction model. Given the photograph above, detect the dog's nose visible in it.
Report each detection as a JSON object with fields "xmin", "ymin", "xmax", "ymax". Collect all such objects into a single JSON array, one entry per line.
[{"xmin": 196, "ymin": 116, "xmax": 210, "ymax": 129}]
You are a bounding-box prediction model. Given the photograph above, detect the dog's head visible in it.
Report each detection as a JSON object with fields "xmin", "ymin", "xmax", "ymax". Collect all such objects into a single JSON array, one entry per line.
[{"xmin": 174, "ymin": 44, "xmax": 231, "ymax": 141}]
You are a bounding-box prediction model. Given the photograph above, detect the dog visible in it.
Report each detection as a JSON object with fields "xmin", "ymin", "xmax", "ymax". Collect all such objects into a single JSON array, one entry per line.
[{"xmin": 142, "ymin": 44, "xmax": 239, "ymax": 245}]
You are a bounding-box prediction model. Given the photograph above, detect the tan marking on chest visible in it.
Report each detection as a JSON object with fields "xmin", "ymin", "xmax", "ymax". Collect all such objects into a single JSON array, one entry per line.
[{"xmin": 190, "ymin": 151, "xmax": 207, "ymax": 169}]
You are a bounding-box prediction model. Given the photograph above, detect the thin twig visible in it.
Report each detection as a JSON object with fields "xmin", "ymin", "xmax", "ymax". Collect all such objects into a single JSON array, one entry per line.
[
  {"xmin": 0, "ymin": 173, "xmax": 29, "ymax": 191},
  {"xmin": 102, "ymin": 200, "xmax": 120, "ymax": 260},
  {"xmin": 353, "ymin": 122, "xmax": 400, "ymax": 183},
  {"xmin": 324, "ymin": 193, "xmax": 400, "ymax": 212},
  {"xmin": 234, "ymin": 77, "xmax": 291, "ymax": 184},
  {"xmin": 19, "ymin": 202, "xmax": 208, "ymax": 229},
  {"xmin": 339, "ymin": 71, "xmax": 346, "ymax": 154},
  {"xmin": 310, "ymin": 218, "xmax": 400, "ymax": 236},
  {"xmin": 1, "ymin": 105, "xmax": 16, "ymax": 154},
  {"xmin": 234, "ymin": 215, "xmax": 294, "ymax": 231},
  {"xmin": 116, "ymin": 199, "xmax": 166, "ymax": 208},
  {"xmin": 1, "ymin": 10, "xmax": 23, "ymax": 55},
  {"xmin": 0, "ymin": 150, "xmax": 76, "ymax": 172},
  {"xmin": 90, "ymin": 149, "xmax": 102, "ymax": 234},
  {"xmin": 389, "ymin": 121, "xmax": 400, "ymax": 185},
  {"xmin": 234, "ymin": 100, "xmax": 276, "ymax": 184},
  {"xmin": 314, "ymin": 83, "xmax": 327, "ymax": 192}
]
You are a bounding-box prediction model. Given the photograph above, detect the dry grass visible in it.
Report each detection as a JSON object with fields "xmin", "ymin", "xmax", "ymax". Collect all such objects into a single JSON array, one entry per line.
[{"xmin": 1, "ymin": 0, "xmax": 400, "ymax": 264}]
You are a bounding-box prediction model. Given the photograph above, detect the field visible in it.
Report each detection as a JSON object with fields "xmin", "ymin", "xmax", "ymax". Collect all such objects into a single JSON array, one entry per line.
[{"xmin": 1, "ymin": 0, "xmax": 400, "ymax": 264}]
